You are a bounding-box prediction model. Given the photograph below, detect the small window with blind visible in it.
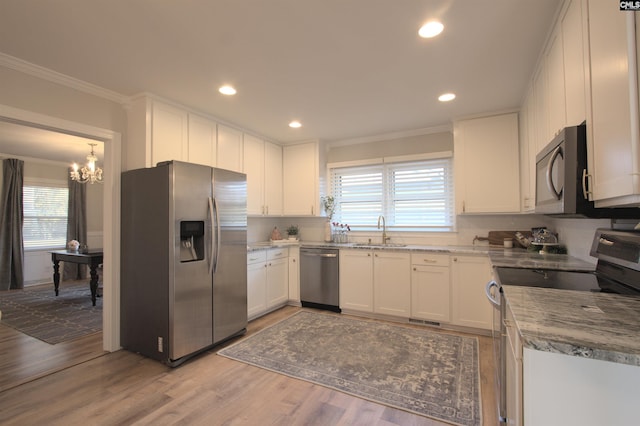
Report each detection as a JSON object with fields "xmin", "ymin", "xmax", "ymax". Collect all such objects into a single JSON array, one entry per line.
[
  {"xmin": 329, "ymin": 155, "xmax": 454, "ymax": 231},
  {"xmin": 23, "ymin": 180, "xmax": 68, "ymax": 250}
]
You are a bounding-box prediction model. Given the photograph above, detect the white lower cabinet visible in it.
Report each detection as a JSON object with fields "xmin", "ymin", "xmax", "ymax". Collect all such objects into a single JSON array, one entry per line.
[
  {"xmin": 410, "ymin": 253, "xmax": 451, "ymax": 323},
  {"xmin": 247, "ymin": 248, "xmax": 289, "ymax": 320},
  {"xmin": 247, "ymin": 251, "xmax": 268, "ymax": 319},
  {"xmin": 373, "ymin": 251, "xmax": 411, "ymax": 317},
  {"xmin": 339, "ymin": 250, "xmax": 374, "ymax": 312},
  {"xmin": 340, "ymin": 249, "xmax": 410, "ymax": 317},
  {"xmin": 451, "ymin": 255, "xmax": 493, "ymax": 330},
  {"xmin": 505, "ymin": 301, "xmax": 523, "ymax": 426},
  {"xmin": 288, "ymin": 246, "xmax": 300, "ymax": 303}
]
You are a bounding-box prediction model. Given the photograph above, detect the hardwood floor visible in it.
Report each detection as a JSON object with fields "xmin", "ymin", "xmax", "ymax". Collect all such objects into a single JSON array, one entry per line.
[
  {"xmin": 0, "ymin": 306, "xmax": 497, "ymax": 425},
  {"xmin": 0, "ymin": 323, "xmax": 105, "ymax": 393}
]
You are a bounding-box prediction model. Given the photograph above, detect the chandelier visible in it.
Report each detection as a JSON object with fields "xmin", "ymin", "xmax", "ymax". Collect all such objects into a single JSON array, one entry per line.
[{"xmin": 70, "ymin": 143, "xmax": 103, "ymax": 184}]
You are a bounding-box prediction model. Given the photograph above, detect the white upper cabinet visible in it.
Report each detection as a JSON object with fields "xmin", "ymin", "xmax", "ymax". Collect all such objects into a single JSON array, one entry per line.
[
  {"xmin": 187, "ymin": 114, "xmax": 217, "ymax": 167},
  {"xmin": 519, "ymin": 92, "xmax": 537, "ymax": 213},
  {"xmin": 546, "ymin": 27, "xmax": 566, "ymax": 140},
  {"xmin": 243, "ymin": 135, "xmax": 283, "ymax": 216},
  {"xmin": 454, "ymin": 113, "xmax": 521, "ymax": 214},
  {"xmin": 562, "ymin": 0, "xmax": 587, "ymax": 127},
  {"xmin": 243, "ymin": 133, "xmax": 266, "ymax": 215},
  {"xmin": 585, "ymin": 0, "xmax": 640, "ymax": 206},
  {"xmin": 126, "ymin": 95, "xmax": 189, "ymax": 170},
  {"xmin": 283, "ymin": 141, "xmax": 324, "ymax": 216},
  {"xmin": 217, "ymin": 124, "xmax": 243, "ymax": 173},
  {"xmin": 264, "ymin": 141, "xmax": 283, "ymax": 216}
]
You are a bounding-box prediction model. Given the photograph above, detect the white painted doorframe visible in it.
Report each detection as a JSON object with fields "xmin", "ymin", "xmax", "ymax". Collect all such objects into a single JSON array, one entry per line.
[{"xmin": 0, "ymin": 104, "xmax": 121, "ymax": 352}]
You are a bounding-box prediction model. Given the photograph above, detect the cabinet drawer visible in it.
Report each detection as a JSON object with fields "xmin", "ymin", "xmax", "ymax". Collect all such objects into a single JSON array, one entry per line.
[
  {"xmin": 247, "ymin": 251, "xmax": 267, "ymax": 264},
  {"xmin": 267, "ymin": 248, "xmax": 288, "ymax": 260},
  {"xmin": 411, "ymin": 253, "xmax": 449, "ymax": 267}
]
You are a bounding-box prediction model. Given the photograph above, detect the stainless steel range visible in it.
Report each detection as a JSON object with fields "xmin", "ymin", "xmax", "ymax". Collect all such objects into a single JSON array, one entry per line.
[{"xmin": 485, "ymin": 229, "xmax": 640, "ymax": 425}]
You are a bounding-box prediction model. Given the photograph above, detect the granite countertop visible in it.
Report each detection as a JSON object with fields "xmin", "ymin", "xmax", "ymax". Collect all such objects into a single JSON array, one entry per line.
[
  {"xmin": 504, "ymin": 285, "xmax": 640, "ymax": 366},
  {"xmin": 249, "ymin": 240, "xmax": 500, "ymax": 255},
  {"xmin": 489, "ymin": 250, "xmax": 595, "ymax": 272}
]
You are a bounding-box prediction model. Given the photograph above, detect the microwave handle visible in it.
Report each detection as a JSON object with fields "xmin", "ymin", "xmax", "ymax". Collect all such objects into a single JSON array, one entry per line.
[{"xmin": 546, "ymin": 146, "xmax": 563, "ymax": 200}]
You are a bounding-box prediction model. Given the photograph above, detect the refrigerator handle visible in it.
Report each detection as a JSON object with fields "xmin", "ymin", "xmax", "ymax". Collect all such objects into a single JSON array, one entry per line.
[
  {"xmin": 208, "ymin": 197, "xmax": 215, "ymax": 275},
  {"xmin": 213, "ymin": 197, "xmax": 221, "ymax": 274}
]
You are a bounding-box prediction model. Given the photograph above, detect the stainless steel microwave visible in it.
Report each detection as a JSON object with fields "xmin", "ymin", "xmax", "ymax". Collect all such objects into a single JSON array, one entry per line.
[{"xmin": 535, "ymin": 123, "xmax": 640, "ymax": 218}]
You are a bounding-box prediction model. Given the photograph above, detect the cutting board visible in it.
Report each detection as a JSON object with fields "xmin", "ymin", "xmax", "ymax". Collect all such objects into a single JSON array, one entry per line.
[{"xmin": 488, "ymin": 231, "xmax": 532, "ymax": 248}]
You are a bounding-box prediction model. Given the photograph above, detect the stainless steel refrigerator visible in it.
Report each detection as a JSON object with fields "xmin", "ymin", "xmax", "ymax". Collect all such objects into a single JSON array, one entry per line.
[{"xmin": 120, "ymin": 161, "xmax": 247, "ymax": 366}]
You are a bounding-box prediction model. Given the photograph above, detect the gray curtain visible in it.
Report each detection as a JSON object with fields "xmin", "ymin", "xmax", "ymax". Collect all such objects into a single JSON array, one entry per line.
[
  {"xmin": 63, "ymin": 178, "xmax": 87, "ymax": 280},
  {"xmin": 0, "ymin": 159, "xmax": 25, "ymax": 291}
]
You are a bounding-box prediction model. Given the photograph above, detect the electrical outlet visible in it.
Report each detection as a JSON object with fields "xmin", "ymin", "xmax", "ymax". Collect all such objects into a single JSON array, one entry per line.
[{"xmin": 158, "ymin": 337, "xmax": 163, "ymax": 352}]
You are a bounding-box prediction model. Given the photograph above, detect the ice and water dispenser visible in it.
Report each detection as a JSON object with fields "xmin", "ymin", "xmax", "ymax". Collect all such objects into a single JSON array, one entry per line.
[{"xmin": 179, "ymin": 221, "xmax": 205, "ymax": 262}]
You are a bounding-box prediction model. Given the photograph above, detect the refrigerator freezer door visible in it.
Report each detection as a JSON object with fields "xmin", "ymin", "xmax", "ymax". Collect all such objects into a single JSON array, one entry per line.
[
  {"xmin": 212, "ymin": 167, "xmax": 248, "ymax": 344},
  {"xmin": 170, "ymin": 161, "xmax": 214, "ymax": 360}
]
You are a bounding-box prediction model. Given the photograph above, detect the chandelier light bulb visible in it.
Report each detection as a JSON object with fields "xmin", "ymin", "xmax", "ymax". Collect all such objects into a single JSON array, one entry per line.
[{"xmin": 70, "ymin": 143, "xmax": 104, "ymax": 184}]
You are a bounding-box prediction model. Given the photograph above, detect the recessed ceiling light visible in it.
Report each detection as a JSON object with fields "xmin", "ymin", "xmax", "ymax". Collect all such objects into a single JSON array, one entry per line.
[
  {"xmin": 438, "ymin": 93, "xmax": 456, "ymax": 102},
  {"xmin": 419, "ymin": 21, "xmax": 444, "ymax": 38},
  {"xmin": 289, "ymin": 121, "xmax": 302, "ymax": 128},
  {"xmin": 219, "ymin": 85, "xmax": 237, "ymax": 95}
]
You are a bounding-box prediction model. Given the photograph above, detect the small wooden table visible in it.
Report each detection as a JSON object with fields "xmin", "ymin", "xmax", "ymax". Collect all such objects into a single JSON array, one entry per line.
[{"xmin": 50, "ymin": 249, "xmax": 103, "ymax": 306}]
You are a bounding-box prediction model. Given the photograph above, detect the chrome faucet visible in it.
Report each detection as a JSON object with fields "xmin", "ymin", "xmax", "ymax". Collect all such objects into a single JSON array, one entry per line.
[{"xmin": 377, "ymin": 215, "xmax": 390, "ymax": 245}]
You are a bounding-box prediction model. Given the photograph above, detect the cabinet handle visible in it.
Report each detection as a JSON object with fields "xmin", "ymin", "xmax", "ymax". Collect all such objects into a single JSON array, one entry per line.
[
  {"xmin": 266, "ymin": 205, "xmax": 269, "ymax": 215},
  {"xmin": 367, "ymin": 253, "xmax": 371, "ymax": 257},
  {"xmin": 453, "ymin": 257, "xmax": 458, "ymax": 262},
  {"xmin": 413, "ymin": 267, "xmax": 417, "ymax": 271},
  {"xmin": 582, "ymin": 169, "xmax": 592, "ymax": 199},
  {"xmin": 423, "ymin": 259, "xmax": 437, "ymax": 263},
  {"xmin": 311, "ymin": 205, "xmax": 314, "ymax": 215},
  {"xmin": 462, "ymin": 201, "xmax": 465, "ymax": 213}
]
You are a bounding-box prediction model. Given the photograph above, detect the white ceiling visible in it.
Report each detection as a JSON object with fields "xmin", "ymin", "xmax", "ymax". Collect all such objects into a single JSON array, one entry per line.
[{"xmin": 0, "ymin": 0, "xmax": 560, "ymax": 155}]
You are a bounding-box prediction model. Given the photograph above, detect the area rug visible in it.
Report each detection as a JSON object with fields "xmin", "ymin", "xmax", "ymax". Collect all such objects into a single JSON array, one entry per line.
[
  {"xmin": 0, "ymin": 281, "xmax": 101, "ymax": 344},
  {"xmin": 218, "ymin": 311, "xmax": 481, "ymax": 425}
]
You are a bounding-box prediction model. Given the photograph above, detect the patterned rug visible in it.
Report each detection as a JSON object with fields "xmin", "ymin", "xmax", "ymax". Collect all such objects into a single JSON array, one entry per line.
[
  {"xmin": 0, "ymin": 281, "xmax": 101, "ymax": 344},
  {"xmin": 218, "ymin": 311, "xmax": 481, "ymax": 425}
]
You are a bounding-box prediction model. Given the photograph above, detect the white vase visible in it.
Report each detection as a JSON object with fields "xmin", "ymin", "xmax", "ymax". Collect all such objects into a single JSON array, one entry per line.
[{"xmin": 324, "ymin": 220, "xmax": 332, "ymax": 242}]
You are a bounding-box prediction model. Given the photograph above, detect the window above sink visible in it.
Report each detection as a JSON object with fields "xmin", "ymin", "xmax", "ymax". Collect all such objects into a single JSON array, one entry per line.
[{"xmin": 327, "ymin": 153, "xmax": 455, "ymax": 233}]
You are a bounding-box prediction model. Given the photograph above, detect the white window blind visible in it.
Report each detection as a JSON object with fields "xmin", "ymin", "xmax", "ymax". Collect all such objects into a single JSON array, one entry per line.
[
  {"xmin": 330, "ymin": 158, "xmax": 454, "ymax": 231},
  {"xmin": 23, "ymin": 183, "xmax": 68, "ymax": 249}
]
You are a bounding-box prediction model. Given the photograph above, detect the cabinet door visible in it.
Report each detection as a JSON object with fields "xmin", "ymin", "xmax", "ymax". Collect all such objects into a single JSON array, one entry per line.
[
  {"xmin": 519, "ymin": 92, "xmax": 537, "ymax": 212},
  {"xmin": 217, "ymin": 124, "xmax": 243, "ymax": 173},
  {"xmin": 264, "ymin": 141, "xmax": 283, "ymax": 216},
  {"xmin": 266, "ymin": 257, "xmax": 288, "ymax": 308},
  {"xmin": 562, "ymin": 0, "xmax": 587, "ymax": 127},
  {"xmin": 247, "ymin": 261, "xmax": 267, "ymax": 319},
  {"xmin": 454, "ymin": 113, "xmax": 520, "ymax": 213},
  {"xmin": 151, "ymin": 101, "xmax": 188, "ymax": 166},
  {"xmin": 373, "ymin": 251, "xmax": 411, "ymax": 317},
  {"xmin": 339, "ymin": 250, "xmax": 373, "ymax": 312},
  {"xmin": 587, "ymin": 0, "xmax": 640, "ymax": 206},
  {"xmin": 243, "ymin": 134, "xmax": 265, "ymax": 215},
  {"xmin": 283, "ymin": 142, "xmax": 319, "ymax": 215},
  {"xmin": 288, "ymin": 247, "xmax": 300, "ymax": 302},
  {"xmin": 188, "ymin": 114, "xmax": 217, "ymax": 167},
  {"xmin": 546, "ymin": 27, "xmax": 566, "ymax": 137},
  {"xmin": 451, "ymin": 255, "xmax": 492, "ymax": 330},
  {"xmin": 411, "ymin": 264, "xmax": 451, "ymax": 322}
]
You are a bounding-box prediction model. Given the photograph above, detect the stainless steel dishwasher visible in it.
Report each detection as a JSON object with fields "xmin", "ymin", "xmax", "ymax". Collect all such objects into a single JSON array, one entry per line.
[{"xmin": 300, "ymin": 247, "xmax": 340, "ymax": 312}]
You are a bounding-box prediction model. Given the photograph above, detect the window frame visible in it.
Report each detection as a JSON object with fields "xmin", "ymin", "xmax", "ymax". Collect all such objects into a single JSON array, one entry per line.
[{"xmin": 327, "ymin": 152, "xmax": 454, "ymax": 232}]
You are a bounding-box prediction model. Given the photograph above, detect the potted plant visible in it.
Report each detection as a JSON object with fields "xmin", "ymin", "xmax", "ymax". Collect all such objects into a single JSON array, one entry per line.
[{"xmin": 286, "ymin": 225, "xmax": 299, "ymax": 240}]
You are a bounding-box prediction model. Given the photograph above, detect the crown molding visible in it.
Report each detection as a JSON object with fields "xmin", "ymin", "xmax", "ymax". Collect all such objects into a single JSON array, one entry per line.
[{"xmin": 0, "ymin": 52, "xmax": 128, "ymax": 105}]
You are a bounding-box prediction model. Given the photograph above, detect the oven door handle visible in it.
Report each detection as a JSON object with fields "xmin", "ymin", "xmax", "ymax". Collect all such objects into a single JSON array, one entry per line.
[{"xmin": 485, "ymin": 280, "xmax": 500, "ymax": 307}]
